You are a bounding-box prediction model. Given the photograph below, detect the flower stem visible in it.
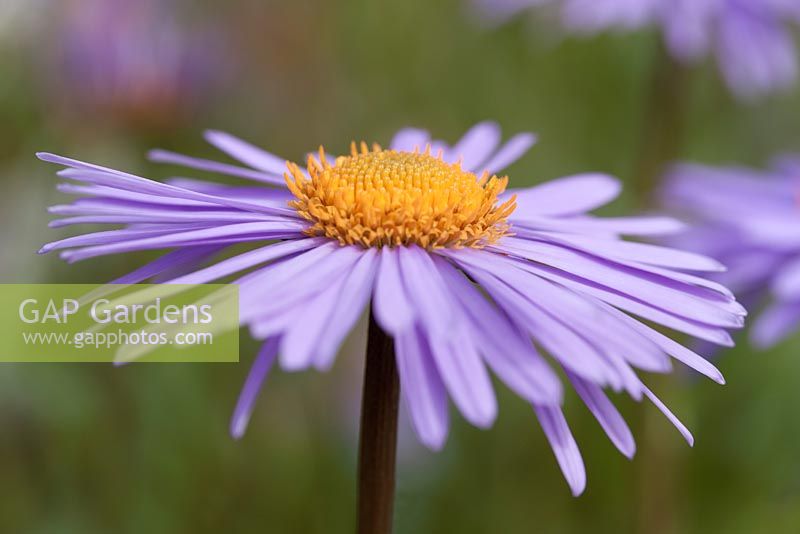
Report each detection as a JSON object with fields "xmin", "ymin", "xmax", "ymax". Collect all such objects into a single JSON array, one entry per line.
[
  {"xmin": 634, "ymin": 42, "xmax": 692, "ymax": 534},
  {"xmin": 356, "ymin": 311, "xmax": 399, "ymax": 534},
  {"xmin": 632, "ymin": 43, "xmax": 690, "ymax": 206}
]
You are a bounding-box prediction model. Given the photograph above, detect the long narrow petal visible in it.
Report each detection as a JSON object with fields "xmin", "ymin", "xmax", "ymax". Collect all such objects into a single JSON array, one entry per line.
[
  {"xmin": 512, "ymin": 215, "xmax": 686, "ymax": 236},
  {"xmin": 149, "ymin": 149, "xmax": 285, "ymax": 185},
  {"xmin": 480, "ymin": 132, "xmax": 538, "ymax": 174},
  {"xmin": 604, "ymin": 303, "xmax": 725, "ymax": 384},
  {"xmin": 500, "ymin": 255, "xmax": 737, "ymax": 346},
  {"xmin": 568, "ymin": 372, "xmax": 635, "ymax": 458},
  {"xmin": 534, "ymin": 405, "xmax": 586, "ymax": 497},
  {"xmin": 167, "ymin": 238, "xmax": 323, "ymax": 285},
  {"xmin": 451, "ymin": 254, "xmax": 615, "ymax": 385},
  {"xmin": 395, "ymin": 327, "xmax": 450, "ymax": 450},
  {"xmin": 397, "ymin": 246, "xmax": 458, "ymax": 338},
  {"xmin": 510, "ymin": 173, "xmax": 621, "ymax": 216},
  {"xmin": 446, "ymin": 248, "xmax": 644, "ymax": 384},
  {"xmin": 373, "ymin": 247, "xmax": 416, "ymax": 335},
  {"xmin": 313, "ymin": 249, "xmax": 380, "ymax": 370},
  {"xmin": 280, "ymin": 275, "xmax": 348, "ymax": 371},
  {"xmin": 642, "ymin": 385, "xmax": 694, "ymax": 446},
  {"xmin": 59, "ymin": 222, "xmax": 307, "ymax": 262},
  {"xmin": 427, "ymin": 325, "xmax": 498, "ymax": 429},
  {"xmin": 204, "ymin": 130, "xmax": 290, "ymax": 174},
  {"xmin": 238, "ymin": 244, "xmax": 361, "ymax": 320},
  {"xmin": 39, "ymin": 153, "xmax": 294, "ymax": 216},
  {"xmin": 495, "ymin": 239, "xmax": 741, "ymax": 326},
  {"xmin": 449, "ymin": 121, "xmax": 501, "ymax": 171},
  {"xmin": 433, "ymin": 255, "xmax": 562, "ymax": 405},
  {"xmin": 230, "ymin": 338, "xmax": 280, "ymax": 439},
  {"xmin": 514, "ymin": 232, "xmax": 726, "ymax": 273}
]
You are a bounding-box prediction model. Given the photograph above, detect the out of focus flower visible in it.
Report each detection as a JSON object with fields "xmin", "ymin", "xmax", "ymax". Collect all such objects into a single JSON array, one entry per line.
[
  {"xmin": 50, "ymin": 0, "xmax": 228, "ymax": 130},
  {"xmin": 0, "ymin": 0, "xmax": 45, "ymax": 44},
  {"xmin": 38, "ymin": 122, "xmax": 743, "ymax": 495},
  {"xmin": 471, "ymin": 0, "xmax": 800, "ymax": 100},
  {"xmin": 663, "ymin": 157, "xmax": 800, "ymax": 349}
]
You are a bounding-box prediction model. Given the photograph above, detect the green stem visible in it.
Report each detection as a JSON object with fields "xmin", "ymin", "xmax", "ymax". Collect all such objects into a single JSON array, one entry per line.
[
  {"xmin": 632, "ymin": 44, "xmax": 690, "ymax": 207},
  {"xmin": 635, "ymin": 43, "xmax": 692, "ymax": 534}
]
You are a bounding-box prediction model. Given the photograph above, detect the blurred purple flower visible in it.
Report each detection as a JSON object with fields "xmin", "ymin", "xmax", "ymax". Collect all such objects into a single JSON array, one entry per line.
[
  {"xmin": 38, "ymin": 122, "xmax": 743, "ymax": 495},
  {"xmin": 53, "ymin": 0, "xmax": 227, "ymax": 128},
  {"xmin": 663, "ymin": 157, "xmax": 800, "ymax": 349},
  {"xmin": 471, "ymin": 0, "xmax": 800, "ymax": 99}
]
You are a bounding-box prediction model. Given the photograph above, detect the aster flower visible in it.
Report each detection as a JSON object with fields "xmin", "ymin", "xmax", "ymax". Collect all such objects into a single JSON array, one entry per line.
[
  {"xmin": 38, "ymin": 122, "xmax": 744, "ymax": 499},
  {"xmin": 662, "ymin": 156, "xmax": 800, "ymax": 349},
  {"xmin": 51, "ymin": 0, "xmax": 226, "ymax": 128},
  {"xmin": 470, "ymin": 0, "xmax": 800, "ymax": 99}
]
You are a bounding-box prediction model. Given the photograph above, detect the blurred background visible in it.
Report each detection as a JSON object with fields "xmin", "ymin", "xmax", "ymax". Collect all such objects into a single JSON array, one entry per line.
[{"xmin": 1, "ymin": 0, "xmax": 799, "ymax": 532}]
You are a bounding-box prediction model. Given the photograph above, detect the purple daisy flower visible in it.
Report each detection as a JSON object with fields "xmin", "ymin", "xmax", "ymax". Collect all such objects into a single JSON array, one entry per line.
[
  {"xmin": 471, "ymin": 0, "xmax": 800, "ymax": 99},
  {"xmin": 662, "ymin": 156, "xmax": 800, "ymax": 350},
  {"xmin": 52, "ymin": 0, "xmax": 226, "ymax": 128},
  {"xmin": 38, "ymin": 122, "xmax": 743, "ymax": 497}
]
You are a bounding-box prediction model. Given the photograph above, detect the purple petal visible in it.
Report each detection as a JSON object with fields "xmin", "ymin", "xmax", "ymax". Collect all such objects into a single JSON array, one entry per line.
[
  {"xmin": 716, "ymin": 7, "xmax": 797, "ymax": 99},
  {"xmin": 494, "ymin": 239, "xmax": 743, "ymax": 328},
  {"xmin": 397, "ymin": 245, "xmax": 458, "ymax": 338},
  {"xmin": 390, "ymin": 128, "xmax": 430, "ymax": 152},
  {"xmin": 771, "ymin": 257, "xmax": 800, "ymax": 299},
  {"xmin": 39, "ymin": 153, "xmax": 294, "ymax": 217},
  {"xmin": 427, "ymin": 325, "xmax": 498, "ymax": 428},
  {"xmin": 204, "ymin": 130, "xmax": 290, "ymax": 174},
  {"xmin": 238, "ymin": 243, "xmax": 360, "ymax": 321},
  {"xmin": 751, "ymin": 300, "xmax": 800, "ymax": 349},
  {"xmin": 167, "ymin": 238, "xmax": 323, "ymax": 285},
  {"xmin": 165, "ymin": 178, "xmax": 294, "ymax": 204},
  {"xmin": 373, "ymin": 247, "xmax": 416, "ymax": 335},
  {"xmin": 433, "ymin": 255, "xmax": 562, "ymax": 405},
  {"xmin": 642, "ymin": 384, "xmax": 694, "ymax": 446},
  {"xmin": 40, "ymin": 225, "xmax": 205, "ymax": 253},
  {"xmin": 395, "ymin": 326, "xmax": 450, "ymax": 450},
  {"xmin": 149, "ymin": 149, "xmax": 285, "ymax": 185},
  {"xmin": 568, "ymin": 372, "xmax": 635, "ymax": 458},
  {"xmin": 449, "ymin": 121, "xmax": 501, "ymax": 171},
  {"xmin": 230, "ymin": 338, "xmax": 280, "ymax": 439},
  {"xmin": 279, "ymin": 274, "xmax": 348, "ymax": 371},
  {"xmin": 506, "ymin": 255, "xmax": 736, "ymax": 346},
  {"xmin": 57, "ymin": 182, "xmax": 222, "ymax": 207},
  {"xmin": 313, "ymin": 249, "xmax": 379, "ymax": 370},
  {"xmin": 562, "ymin": 0, "xmax": 659, "ymax": 33},
  {"xmin": 49, "ymin": 199, "xmax": 283, "ymax": 225},
  {"xmin": 534, "ymin": 404, "xmax": 586, "ymax": 496},
  {"xmin": 480, "ymin": 132, "xmax": 537, "ymax": 174},
  {"xmin": 58, "ymin": 222, "xmax": 307, "ymax": 262},
  {"xmin": 661, "ymin": 0, "xmax": 714, "ymax": 61},
  {"xmin": 509, "ymin": 173, "xmax": 621, "ymax": 216},
  {"xmin": 513, "ymin": 215, "xmax": 687, "ymax": 237},
  {"xmin": 446, "ymin": 249, "xmax": 616, "ymax": 385},
  {"xmin": 112, "ymin": 246, "xmax": 222, "ymax": 284},
  {"xmin": 517, "ymin": 232, "xmax": 726, "ymax": 272},
  {"xmin": 604, "ymin": 303, "xmax": 725, "ymax": 384}
]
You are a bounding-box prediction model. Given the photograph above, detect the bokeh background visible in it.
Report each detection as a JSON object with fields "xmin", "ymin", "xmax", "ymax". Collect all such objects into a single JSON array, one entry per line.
[{"xmin": 1, "ymin": 1, "xmax": 799, "ymax": 533}]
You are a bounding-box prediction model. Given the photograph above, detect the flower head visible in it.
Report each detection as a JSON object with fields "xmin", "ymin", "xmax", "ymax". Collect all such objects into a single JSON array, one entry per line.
[
  {"xmin": 286, "ymin": 144, "xmax": 515, "ymax": 248},
  {"xmin": 662, "ymin": 156, "xmax": 800, "ymax": 349},
  {"xmin": 38, "ymin": 122, "xmax": 743, "ymax": 495},
  {"xmin": 471, "ymin": 0, "xmax": 800, "ymax": 99}
]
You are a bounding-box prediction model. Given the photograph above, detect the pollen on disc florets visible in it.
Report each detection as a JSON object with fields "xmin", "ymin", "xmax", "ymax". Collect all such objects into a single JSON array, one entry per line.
[{"xmin": 284, "ymin": 142, "xmax": 517, "ymax": 249}]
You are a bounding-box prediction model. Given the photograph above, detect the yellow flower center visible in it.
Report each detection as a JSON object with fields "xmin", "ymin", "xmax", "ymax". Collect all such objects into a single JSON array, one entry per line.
[{"xmin": 284, "ymin": 143, "xmax": 516, "ymax": 249}]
